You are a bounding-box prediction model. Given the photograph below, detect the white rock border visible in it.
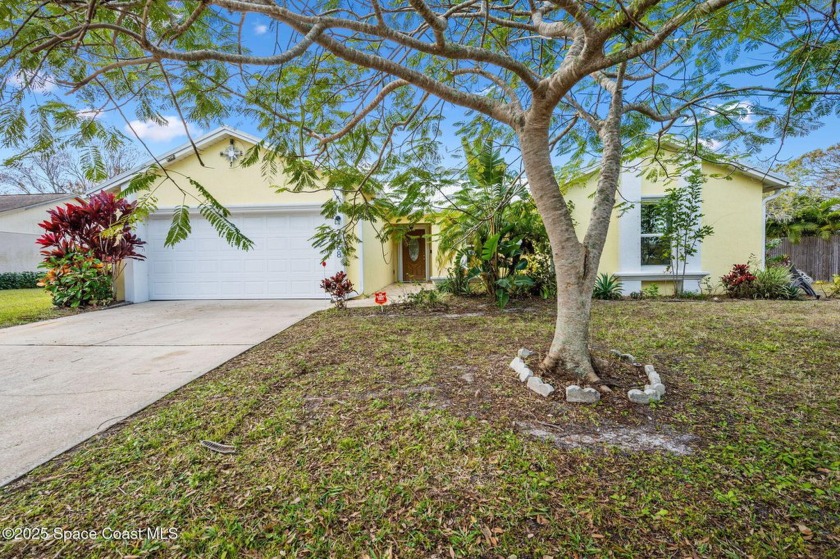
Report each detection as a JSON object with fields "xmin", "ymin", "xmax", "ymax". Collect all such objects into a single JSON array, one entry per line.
[
  {"xmin": 628, "ymin": 363, "xmax": 666, "ymax": 403},
  {"xmin": 565, "ymin": 384, "xmax": 600, "ymax": 403},
  {"xmin": 509, "ymin": 348, "xmax": 555, "ymax": 397},
  {"xmin": 611, "ymin": 350, "xmax": 667, "ymax": 404}
]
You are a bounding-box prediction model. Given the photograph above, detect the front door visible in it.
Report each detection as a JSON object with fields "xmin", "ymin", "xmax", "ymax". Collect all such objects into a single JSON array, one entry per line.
[{"xmin": 401, "ymin": 229, "xmax": 427, "ymax": 281}]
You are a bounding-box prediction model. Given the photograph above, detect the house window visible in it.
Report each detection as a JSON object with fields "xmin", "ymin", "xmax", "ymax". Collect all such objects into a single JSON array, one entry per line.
[{"xmin": 640, "ymin": 200, "xmax": 670, "ymax": 266}]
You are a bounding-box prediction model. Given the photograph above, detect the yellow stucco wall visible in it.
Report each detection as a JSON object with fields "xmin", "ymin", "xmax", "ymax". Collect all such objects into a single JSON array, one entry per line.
[
  {"xmin": 142, "ymin": 138, "xmax": 334, "ymax": 208},
  {"xmin": 361, "ymin": 218, "xmax": 396, "ymax": 294},
  {"xmin": 561, "ymin": 173, "xmax": 620, "ymax": 275},
  {"xmin": 699, "ymin": 163, "xmax": 765, "ymax": 281},
  {"xmin": 563, "ymin": 159, "xmax": 768, "ymax": 293}
]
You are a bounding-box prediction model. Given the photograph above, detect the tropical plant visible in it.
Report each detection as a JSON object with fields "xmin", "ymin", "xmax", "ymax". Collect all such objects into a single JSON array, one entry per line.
[
  {"xmin": 37, "ymin": 251, "xmax": 113, "ymax": 307},
  {"xmin": 721, "ymin": 264, "xmax": 758, "ymax": 298},
  {"xmin": 525, "ymin": 252, "xmax": 556, "ymax": 299},
  {"xmin": 779, "ymin": 283, "xmax": 803, "ymax": 300},
  {"xmin": 766, "ymin": 192, "xmax": 840, "ymax": 243},
  {"xmin": 36, "ymin": 191, "xmax": 145, "ymax": 304},
  {"xmin": 320, "ymin": 271, "xmax": 354, "ymax": 309},
  {"xmin": 436, "ymin": 139, "xmax": 547, "ymax": 308},
  {"xmin": 467, "ymin": 231, "xmax": 536, "ymax": 308},
  {"xmin": 36, "ymin": 191, "xmax": 145, "ymax": 266},
  {"xmin": 437, "ymin": 252, "xmax": 472, "ymax": 296},
  {"xmin": 753, "ymin": 266, "xmax": 794, "ymax": 299},
  {"xmin": 592, "ymin": 274, "xmax": 623, "ymax": 300}
]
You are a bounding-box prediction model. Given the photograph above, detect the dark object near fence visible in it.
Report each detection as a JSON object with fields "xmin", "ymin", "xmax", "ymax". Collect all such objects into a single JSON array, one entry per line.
[
  {"xmin": 790, "ymin": 265, "xmax": 819, "ymax": 299},
  {"xmin": 767, "ymin": 235, "xmax": 839, "ymax": 281}
]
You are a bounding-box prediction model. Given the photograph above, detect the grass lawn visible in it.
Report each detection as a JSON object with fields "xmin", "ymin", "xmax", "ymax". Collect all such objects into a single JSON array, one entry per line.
[
  {"xmin": 0, "ymin": 299, "xmax": 837, "ymax": 558},
  {"xmin": 0, "ymin": 289, "xmax": 69, "ymax": 328}
]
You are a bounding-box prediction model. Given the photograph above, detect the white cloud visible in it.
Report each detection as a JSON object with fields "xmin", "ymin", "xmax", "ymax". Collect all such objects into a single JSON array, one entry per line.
[
  {"xmin": 730, "ymin": 101, "xmax": 755, "ymax": 124},
  {"xmin": 8, "ymin": 71, "xmax": 56, "ymax": 93},
  {"xmin": 254, "ymin": 23, "xmax": 268, "ymax": 35},
  {"xmin": 125, "ymin": 116, "xmax": 201, "ymax": 142},
  {"xmin": 699, "ymin": 138, "xmax": 724, "ymax": 151}
]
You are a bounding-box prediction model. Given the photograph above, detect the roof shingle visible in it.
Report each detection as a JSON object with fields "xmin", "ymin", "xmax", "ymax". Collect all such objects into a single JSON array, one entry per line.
[{"xmin": 0, "ymin": 193, "xmax": 70, "ymax": 214}]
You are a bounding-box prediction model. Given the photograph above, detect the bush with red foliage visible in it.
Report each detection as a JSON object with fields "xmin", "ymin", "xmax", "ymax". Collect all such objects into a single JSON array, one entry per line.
[
  {"xmin": 721, "ymin": 263, "xmax": 757, "ymax": 298},
  {"xmin": 320, "ymin": 271, "xmax": 354, "ymax": 309},
  {"xmin": 36, "ymin": 192, "xmax": 145, "ymax": 305},
  {"xmin": 37, "ymin": 191, "xmax": 145, "ymax": 264}
]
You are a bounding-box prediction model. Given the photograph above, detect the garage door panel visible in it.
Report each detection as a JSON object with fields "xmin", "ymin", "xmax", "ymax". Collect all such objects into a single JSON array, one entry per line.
[
  {"xmin": 146, "ymin": 211, "xmax": 340, "ymax": 299},
  {"xmin": 146, "ymin": 210, "xmax": 336, "ymax": 300}
]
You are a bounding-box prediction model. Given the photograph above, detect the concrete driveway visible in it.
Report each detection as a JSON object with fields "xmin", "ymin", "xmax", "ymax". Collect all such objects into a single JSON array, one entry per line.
[{"xmin": 0, "ymin": 299, "xmax": 327, "ymax": 486}]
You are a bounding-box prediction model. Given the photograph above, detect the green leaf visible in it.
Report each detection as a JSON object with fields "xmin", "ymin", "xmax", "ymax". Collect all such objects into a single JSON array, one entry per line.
[
  {"xmin": 164, "ymin": 205, "xmax": 192, "ymax": 247},
  {"xmin": 198, "ymin": 204, "xmax": 253, "ymax": 251},
  {"xmin": 481, "ymin": 233, "xmax": 500, "ymax": 262}
]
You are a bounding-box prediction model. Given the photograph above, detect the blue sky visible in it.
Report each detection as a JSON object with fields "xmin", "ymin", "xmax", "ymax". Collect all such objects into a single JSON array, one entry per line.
[{"xmin": 3, "ymin": 11, "xmax": 838, "ymax": 182}]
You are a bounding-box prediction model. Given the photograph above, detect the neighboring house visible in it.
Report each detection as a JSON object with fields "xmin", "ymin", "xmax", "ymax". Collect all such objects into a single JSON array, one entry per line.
[
  {"xmin": 0, "ymin": 193, "xmax": 73, "ymax": 273},
  {"xmin": 563, "ymin": 155, "xmax": 789, "ymax": 295},
  {"xmin": 88, "ymin": 127, "xmax": 445, "ymax": 303}
]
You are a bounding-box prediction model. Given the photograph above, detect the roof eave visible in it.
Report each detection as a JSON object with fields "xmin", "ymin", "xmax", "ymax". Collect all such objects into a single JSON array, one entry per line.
[
  {"xmin": 0, "ymin": 195, "xmax": 76, "ymax": 215},
  {"xmin": 86, "ymin": 126, "xmax": 262, "ymax": 195}
]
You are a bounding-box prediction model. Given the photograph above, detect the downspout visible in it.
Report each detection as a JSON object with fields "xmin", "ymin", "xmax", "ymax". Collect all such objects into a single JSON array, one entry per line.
[{"xmin": 762, "ymin": 188, "xmax": 786, "ymax": 269}]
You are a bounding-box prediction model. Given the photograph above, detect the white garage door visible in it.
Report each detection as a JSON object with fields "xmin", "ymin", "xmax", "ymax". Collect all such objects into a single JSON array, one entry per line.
[{"xmin": 145, "ymin": 209, "xmax": 339, "ymax": 300}]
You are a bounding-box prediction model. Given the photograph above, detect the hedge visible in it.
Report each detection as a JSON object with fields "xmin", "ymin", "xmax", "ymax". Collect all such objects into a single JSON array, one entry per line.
[{"xmin": 0, "ymin": 271, "xmax": 43, "ymax": 290}]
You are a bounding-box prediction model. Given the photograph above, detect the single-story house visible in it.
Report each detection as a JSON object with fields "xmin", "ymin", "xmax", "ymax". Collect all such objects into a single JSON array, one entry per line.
[
  {"xmin": 0, "ymin": 126, "xmax": 788, "ymax": 300},
  {"xmin": 0, "ymin": 193, "xmax": 73, "ymax": 273},
  {"xmin": 86, "ymin": 126, "xmax": 445, "ymax": 302},
  {"xmin": 563, "ymin": 153, "xmax": 789, "ymax": 294}
]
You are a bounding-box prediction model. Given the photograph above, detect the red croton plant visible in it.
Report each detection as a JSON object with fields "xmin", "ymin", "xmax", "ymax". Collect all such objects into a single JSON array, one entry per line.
[
  {"xmin": 37, "ymin": 191, "xmax": 145, "ymax": 264},
  {"xmin": 320, "ymin": 271, "xmax": 354, "ymax": 309},
  {"xmin": 36, "ymin": 192, "xmax": 145, "ymax": 305}
]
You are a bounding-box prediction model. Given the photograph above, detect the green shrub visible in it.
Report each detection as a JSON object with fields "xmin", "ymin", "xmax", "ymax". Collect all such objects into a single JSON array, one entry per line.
[
  {"xmin": 593, "ymin": 273, "xmax": 623, "ymax": 300},
  {"xmin": 438, "ymin": 262, "xmax": 471, "ymax": 296},
  {"xmin": 401, "ymin": 288, "xmax": 448, "ymax": 310},
  {"xmin": 525, "ymin": 251, "xmax": 556, "ymax": 299},
  {"xmin": 753, "ymin": 266, "xmax": 793, "ymax": 299},
  {"xmin": 38, "ymin": 251, "xmax": 113, "ymax": 308},
  {"xmin": 642, "ymin": 284, "xmax": 660, "ymax": 299},
  {"xmin": 0, "ymin": 271, "xmax": 42, "ymax": 290},
  {"xmin": 814, "ymin": 275, "xmax": 840, "ymax": 299},
  {"xmin": 779, "ymin": 283, "xmax": 802, "ymax": 300}
]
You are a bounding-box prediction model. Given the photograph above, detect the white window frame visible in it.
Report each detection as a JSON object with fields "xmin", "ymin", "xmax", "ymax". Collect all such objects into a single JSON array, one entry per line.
[{"xmin": 639, "ymin": 196, "xmax": 669, "ymax": 268}]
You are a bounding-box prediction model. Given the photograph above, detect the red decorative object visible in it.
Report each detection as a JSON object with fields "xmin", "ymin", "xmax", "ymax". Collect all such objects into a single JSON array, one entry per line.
[
  {"xmin": 374, "ymin": 291, "xmax": 388, "ymax": 305},
  {"xmin": 321, "ymin": 261, "xmax": 327, "ymax": 267},
  {"xmin": 36, "ymin": 191, "xmax": 145, "ymax": 264},
  {"xmin": 320, "ymin": 271, "xmax": 354, "ymax": 309}
]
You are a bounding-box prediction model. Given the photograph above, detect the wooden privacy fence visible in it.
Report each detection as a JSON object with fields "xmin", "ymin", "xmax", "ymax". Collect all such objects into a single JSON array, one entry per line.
[{"xmin": 767, "ymin": 235, "xmax": 840, "ymax": 280}]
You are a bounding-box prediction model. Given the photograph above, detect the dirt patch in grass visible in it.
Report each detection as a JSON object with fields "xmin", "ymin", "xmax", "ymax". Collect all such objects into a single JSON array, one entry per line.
[
  {"xmin": 516, "ymin": 420, "xmax": 698, "ymax": 454},
  {"xmin": 1, "ymin": 298, "xmax": 838, "ymax": 558}
]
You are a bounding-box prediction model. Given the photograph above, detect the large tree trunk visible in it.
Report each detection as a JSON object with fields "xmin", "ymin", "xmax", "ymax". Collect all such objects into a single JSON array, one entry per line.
[
  {"xmin": 519, "ymin": 78, "xmax": 625, "ymax": 384},
  {"xmin": 519, "ymin": 118, "xmax": 601, "ymax": 383}
]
